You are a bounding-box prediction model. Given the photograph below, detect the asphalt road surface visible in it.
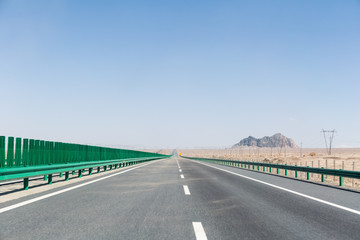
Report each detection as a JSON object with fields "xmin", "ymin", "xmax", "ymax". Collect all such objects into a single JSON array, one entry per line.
[{"xmin": 1, "ymin": 156, "xmax": 360, "ymax": 240}]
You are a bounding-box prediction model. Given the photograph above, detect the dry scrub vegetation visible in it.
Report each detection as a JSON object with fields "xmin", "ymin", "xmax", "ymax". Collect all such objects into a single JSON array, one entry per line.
[{"xmin": 179, "ymin": 148, "xmax": 360, "ymax": 190}]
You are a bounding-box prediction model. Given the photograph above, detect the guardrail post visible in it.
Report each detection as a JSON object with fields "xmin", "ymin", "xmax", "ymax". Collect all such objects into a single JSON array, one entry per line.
[
  {"xmin": 276, "ymin": 168, "xmax": 279, "ymax": 174},
  {"xmin": 89, "ymin": 168, "xmax": 93, "ymax": 175},
  {"xmin": 65, "ymin": 172, "xmax": 69, "ymax": 181},
  {"xmin": 97, "ymin": 166, "xmax": 100, "ymax": 173},
  {"xmin": 252, "ymin": 164, "xmax": 255, "ymax": 170},
  {"xmin": 285, "ymin": 165, "xmax": 288, "ymax": 176},
  {"xmin": 257, "ymin": 165, "xmax": 260, "ymax": 171},
  {"xmin": 48, "ymin": 174, "xmax": 53, "ymax": 184},
  {"xmin": 104, "ymin": 166, "xmax": 107, "ymax": 172},
  {"xmin": 339, "ymin": 169, "xmax": 343, "ymax": 186},
  {"xmin": 44, "ymin": 175, "xmax": 48, "ymax": 181},
  {"xmin": 321, "ymin": 167, "xmax": 325, "ymax": 182},
  {"xmin": 78, "ymin": 170, "xmax": 82, "ymax": 178},
  {"xmin": 263, "ymin": 166, "xmax": 266, "ymax": 172},
  {"xmin": 307, "ymin": 167, "xmax": 310, "ymax": 180},
  {"xmin": 24, "ymin": 178, "xmax": 29, "ymax": 190},
  {"xmin": 295, "ymin": 165, "xmax": 298, "ymax": 178},
  {"xmin": 109, "ymin": 165, "xmax": 113, "ymax": 170},
  {"xmin": 269, "ymin": 167, "xmax": 272, "ymax": 173},
  {"xmin": 72, "ymin": 171, "xmax": 75, "ymax": 175},
  {"xmin": 60, "ymin": 172, "xmax": 63, "ymax": 178}
]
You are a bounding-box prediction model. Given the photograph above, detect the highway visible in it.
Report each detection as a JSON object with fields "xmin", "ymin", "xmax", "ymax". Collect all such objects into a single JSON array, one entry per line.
[{"xmin": 1, "ymin": 156, "xmax": 360, "ymax": 240}]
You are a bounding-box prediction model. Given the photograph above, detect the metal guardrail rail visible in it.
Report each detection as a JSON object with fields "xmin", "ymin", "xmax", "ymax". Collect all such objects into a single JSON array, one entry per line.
[
  {"xmin": 0, "ymin": 156, "xmax": 169, "ymax": 190},
  {"xmin": 0, "ymin": 136, "xmax": 172, "ymax": 190},
  {"xmin": 182, "ymin": 156, "xmax": 360, "ymax": 186}
]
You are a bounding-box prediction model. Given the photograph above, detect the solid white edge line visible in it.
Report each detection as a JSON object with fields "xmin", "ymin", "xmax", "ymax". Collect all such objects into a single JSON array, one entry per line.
[
  {"xmin": 192, "ymin": 222, "xmax": 208, "ymax": 240},
  {"xmin": 183, "ymin": 185, "xmax": 191, "ymax": 195},
  {"xmin": 180, "ymin": 174, "xmax": 184, "ymax": 179},
  {"xmin": 190, "ymin": 160, "xmax": 360, "ymax": 216},
  {"xmin": 0, "ymin": 160, "xmax": 161, "ymax": 214}
]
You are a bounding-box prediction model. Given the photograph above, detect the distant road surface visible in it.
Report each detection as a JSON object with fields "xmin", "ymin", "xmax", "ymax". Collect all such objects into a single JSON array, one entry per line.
[{"xmin": 1, "ymin": 156, "xmax": 360, "ymax": 240}]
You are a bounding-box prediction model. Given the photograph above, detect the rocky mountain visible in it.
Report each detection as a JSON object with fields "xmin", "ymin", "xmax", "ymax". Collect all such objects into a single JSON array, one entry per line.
[{"xmin": 232, "ymin": 133, "xmax": 298, "ymax": 148}]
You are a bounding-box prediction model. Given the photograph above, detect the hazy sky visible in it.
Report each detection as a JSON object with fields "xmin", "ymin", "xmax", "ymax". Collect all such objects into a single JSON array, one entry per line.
[{"xmin": 0, "ymin": 0, "xmax": 359, "ymax": 149}]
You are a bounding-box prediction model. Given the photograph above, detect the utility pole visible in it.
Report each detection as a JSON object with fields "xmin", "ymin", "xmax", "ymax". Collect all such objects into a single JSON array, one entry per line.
[{"xmin": 321, "ymin": 129, "xmax": 336, "ymax": 155}]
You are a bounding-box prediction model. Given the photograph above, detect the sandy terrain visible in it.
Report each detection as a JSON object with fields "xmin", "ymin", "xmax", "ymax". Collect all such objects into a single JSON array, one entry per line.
[{"xmin": 178, "ymin": 148, "xmax": 360, "ymax": 190}]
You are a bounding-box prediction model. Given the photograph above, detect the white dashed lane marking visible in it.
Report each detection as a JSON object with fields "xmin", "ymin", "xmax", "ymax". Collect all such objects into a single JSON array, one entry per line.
[
  {"xmin": 192, "ymin": 222, "xmax": 208, "ymax": 240},
  {"xmin": 183, "ymin": 185, "xmax": 191, "ymax": 195}
]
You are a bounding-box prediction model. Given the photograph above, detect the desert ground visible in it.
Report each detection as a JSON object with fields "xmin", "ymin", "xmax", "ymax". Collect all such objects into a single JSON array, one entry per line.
[
  {"xmin": 141, "ymin": 149, "xmax": 173, "ymax": 155},
  {"xmin": 178, "ymin": 148, "xmax": 360, "ymax": 190}
]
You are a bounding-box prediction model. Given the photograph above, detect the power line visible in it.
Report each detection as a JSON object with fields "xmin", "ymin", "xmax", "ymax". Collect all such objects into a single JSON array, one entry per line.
[{"xmin": 321, "ymin": 129, "xmax": 336, "ymax": 155}]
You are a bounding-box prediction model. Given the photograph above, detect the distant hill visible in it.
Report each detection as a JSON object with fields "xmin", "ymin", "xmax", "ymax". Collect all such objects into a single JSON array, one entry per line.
[{"xmin": 232, "ymin": 133, "xmax": 298, "ymax": 148}]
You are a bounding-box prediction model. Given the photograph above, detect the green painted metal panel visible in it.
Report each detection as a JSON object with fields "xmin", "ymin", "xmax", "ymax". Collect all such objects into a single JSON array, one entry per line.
[
  {"xmin": 34, "ymin": 140, "xmax": 40, "ymax": 166},
  {"xmin": 7, "ymin": 137, "xmax": 15, "ymax": 167},
  {"xmin": 0, "ymin": 136, "xmax": 5, "ymax": 168},
  {"xmin": 0, "ymin": 136, "xmax": 171, "ymax": 172},
  {"xmin": 29, "ymin": 139, "xmax": 35, "ymax": 166},
  {"xmin": 23, "ymin": 139, "xmax": 29, "ymax": 167},
  {"xmin": 15, "ymin": 138, "xmax": 22, "ymax": 167}
]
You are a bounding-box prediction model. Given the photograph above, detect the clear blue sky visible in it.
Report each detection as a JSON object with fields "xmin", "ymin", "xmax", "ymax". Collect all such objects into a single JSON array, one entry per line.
[{"xmin": 0, "ymin": 0, "xmax": 359, "ymax": 149}]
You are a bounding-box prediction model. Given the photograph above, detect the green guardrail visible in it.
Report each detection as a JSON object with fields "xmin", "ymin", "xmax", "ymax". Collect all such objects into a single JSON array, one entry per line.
[
  {"xmin": 0, "ymin": 136, "xmax": 172, "ymax": 190},
  {"xmin": 182, "ymin": 156, "xmax": 360, "ymax": 187}
]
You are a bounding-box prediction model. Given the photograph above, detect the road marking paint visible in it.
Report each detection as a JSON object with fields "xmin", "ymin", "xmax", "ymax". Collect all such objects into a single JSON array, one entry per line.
[
  {"xmin": 190, "ymin": 160, "xmax": 360, "ymax": 216},
  {"xmin": 179, "ymin": 169, "xmax": 182, "ymax": 172},
  {"xmin": 192, "ymin": 222, "xmax": 208, "ymax": 240},
  {"xmin": 176, "ymin": 159, "xmax": 180, "ymax": 168},
  {"xmin": 180, "ymin": 174, "xmax": 184, "ymax": 179},
  {"xmin": 0, "ymin": 160, "xmax": 161, "ymax": 214},
  {"xmin": 183, "ymin": 185, "xmax": 191, "ymax": 195}
]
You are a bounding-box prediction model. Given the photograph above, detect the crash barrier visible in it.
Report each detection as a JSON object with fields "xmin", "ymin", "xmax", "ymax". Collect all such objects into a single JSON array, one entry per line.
[
  {"xmin": 0, "ymin": 136, "xmax": 171, "ymax": 190},
  {"xmin": 181, "ymin": 156, "xmax": 360, "ymax": 187}
]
